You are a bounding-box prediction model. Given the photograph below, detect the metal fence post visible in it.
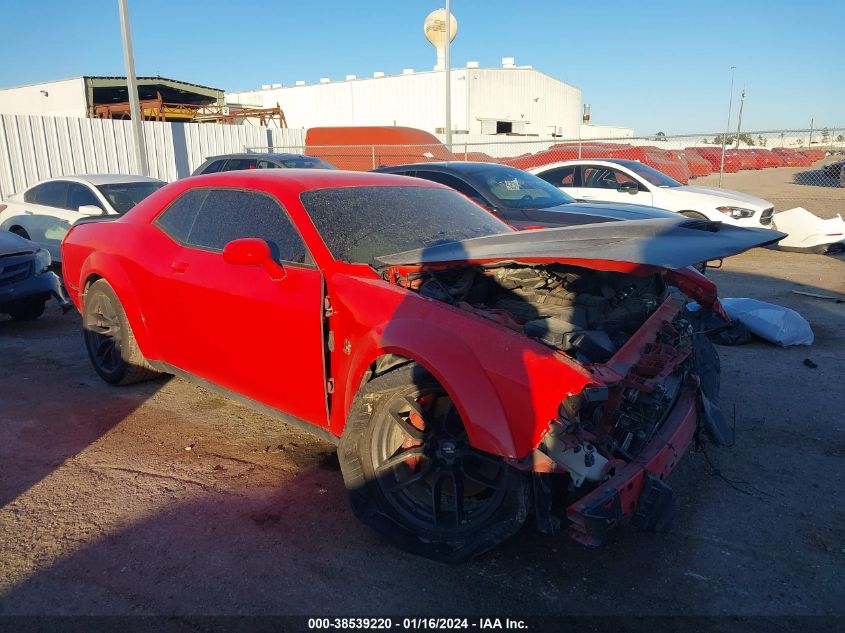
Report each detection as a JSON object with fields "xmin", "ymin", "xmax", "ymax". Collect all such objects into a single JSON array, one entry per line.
[{"xmin": 371, "ymin": 144, "xmax": 376, "ymax": 169}]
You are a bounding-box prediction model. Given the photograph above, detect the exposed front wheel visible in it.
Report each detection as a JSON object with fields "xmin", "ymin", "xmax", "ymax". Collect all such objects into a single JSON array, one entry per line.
[
  {"xmin": 339, "ymin": 365, "xmax": 529, "ymax": 562},
  {"xmin": 82, "ymin": 279, "xmax": 160, "ymax": 385}
]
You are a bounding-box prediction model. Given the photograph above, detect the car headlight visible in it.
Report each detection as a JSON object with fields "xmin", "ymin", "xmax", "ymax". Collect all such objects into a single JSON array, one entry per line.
[
  {"xmin": 716, "ymin": 206, "xmax": 755, "ymax": 219},
  {"xmin": 35, "ymin": 248, "xmax": 51, "ymax": 273}
]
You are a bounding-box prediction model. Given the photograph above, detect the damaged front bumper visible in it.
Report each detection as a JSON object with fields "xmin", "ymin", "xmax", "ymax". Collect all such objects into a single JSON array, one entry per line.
[
  {"xmin": 0, "ymin": 266, "xmax": 71, "ymax": 313},
  {"xmin": 565, "ymin": 377, "xmax": 699, "ymax": 546}
]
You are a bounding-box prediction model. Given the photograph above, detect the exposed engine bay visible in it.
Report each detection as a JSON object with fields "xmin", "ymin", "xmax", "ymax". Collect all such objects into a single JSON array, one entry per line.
[
  {"xmin": 390, "ymin": 262, "xmax": 718, "ymax": 516},
  {"xmin": 414, "ymin": 263, "xmax": 667, "ymax": 365}
]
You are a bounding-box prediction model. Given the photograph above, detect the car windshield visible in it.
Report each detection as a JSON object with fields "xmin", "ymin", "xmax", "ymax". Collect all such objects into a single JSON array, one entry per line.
[
  {"xmin": 624, "ymin": 162, "xmax": 682, "ymax": 188},
  {"xmin": 96, "ymin": 182, "xmax": 165, "ymax": 214},
  {"xmin": 299, "ymin": 185, "xmax": 511, "ymax": 265},
  {"xmin": 280, "ymin": 157, "xmax": 336, "ymax": 169},
  {"xmin": 464, "ymin": 165, "xmax": 575, "ymax": 208}
]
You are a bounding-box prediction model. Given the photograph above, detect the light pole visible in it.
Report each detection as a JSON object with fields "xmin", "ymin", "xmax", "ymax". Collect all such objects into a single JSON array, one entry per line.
[
  {"xmin": 718, "ymin": 65, "xmax": 736, "ymax": 188},
  {"xmin": 118, "ymin": 0, "xmax": 147, "ymax": 176},
  {"xmin": 444, "ymin": 0, "xmax": 452, "ymax": 151},
  {"xmin": 734, "ymin": 87, "xmax": 746, "ymax": 149}
]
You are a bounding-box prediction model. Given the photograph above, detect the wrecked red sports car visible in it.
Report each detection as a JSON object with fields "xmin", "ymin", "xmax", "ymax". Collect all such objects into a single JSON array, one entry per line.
[{"xmin": 61, "ymin": 170, "xmax": 782, "ymax": 561}]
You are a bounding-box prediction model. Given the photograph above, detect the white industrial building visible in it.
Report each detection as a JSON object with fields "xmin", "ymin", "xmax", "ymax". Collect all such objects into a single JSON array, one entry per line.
[{"xmin": 227, "ymin": 58, "xmax": 633, "ymax": 139}]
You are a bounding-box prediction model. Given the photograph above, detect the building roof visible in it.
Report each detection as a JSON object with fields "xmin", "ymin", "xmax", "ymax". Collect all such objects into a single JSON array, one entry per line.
[{"xmin": 0, "ymin": 75, "xmax": 224, "ymax": 93}]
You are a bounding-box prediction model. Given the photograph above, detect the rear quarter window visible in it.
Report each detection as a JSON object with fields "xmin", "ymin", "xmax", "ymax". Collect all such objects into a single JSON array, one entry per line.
[{"xmin": 155, "ymin": 189, "xmax": 209, "ymax": 242}]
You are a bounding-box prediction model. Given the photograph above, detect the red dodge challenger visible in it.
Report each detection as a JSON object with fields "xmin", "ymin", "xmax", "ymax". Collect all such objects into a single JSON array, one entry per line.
[{"xmin": 61, "ymin": 170, "xmax": 781, "ymax": 561}]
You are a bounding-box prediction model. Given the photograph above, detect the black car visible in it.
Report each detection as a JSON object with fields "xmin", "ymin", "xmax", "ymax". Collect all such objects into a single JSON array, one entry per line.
[
  {"xmin": 821, "ymin": 159, "xmax": 844, "ymax": 180},
  {"xmin": 192, "ymin": 153, "xmax": 336, "ymax": 176},
  {"xmin": 373, "ymin": 162, "xmax": 678, "ymax": 229},
  {"xmin": 0, "ymin": 231, "xmax": 69, "ymax": 320}
]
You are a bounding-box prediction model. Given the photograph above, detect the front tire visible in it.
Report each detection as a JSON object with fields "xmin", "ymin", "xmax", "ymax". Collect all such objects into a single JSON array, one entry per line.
[
  {"xmin": 82, "ymin": 279, "xmax": 160, "ymax": 385},
  {"xmin": 339, "ymin": 365, "xmax": 529, "ymax": 562}
]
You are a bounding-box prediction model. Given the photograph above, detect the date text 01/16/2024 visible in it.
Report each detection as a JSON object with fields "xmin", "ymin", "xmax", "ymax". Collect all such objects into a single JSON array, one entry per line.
[{"xmin": 307, "ymin": 618, "xmax": 529, "ymax": 630}]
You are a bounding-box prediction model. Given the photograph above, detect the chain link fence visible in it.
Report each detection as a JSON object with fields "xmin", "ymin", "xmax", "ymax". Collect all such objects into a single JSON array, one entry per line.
[{"xmin": 250, "ymin": 127, "xmax": 845, "ymax": 219}]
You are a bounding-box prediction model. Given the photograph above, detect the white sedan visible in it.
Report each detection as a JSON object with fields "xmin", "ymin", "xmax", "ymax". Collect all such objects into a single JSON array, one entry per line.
[
  {"xmin": 529, "ymin": 159, "xmax": 775, "ymax": 228},
  {"xmin": 0, "ymin": 174, "xmax": 165, "ymax": 262}
]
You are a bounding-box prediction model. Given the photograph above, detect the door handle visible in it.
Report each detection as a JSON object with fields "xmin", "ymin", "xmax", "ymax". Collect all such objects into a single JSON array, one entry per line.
[{"xmin": 171, "ymin": 261, "xmax": 189, "ymax": 274}]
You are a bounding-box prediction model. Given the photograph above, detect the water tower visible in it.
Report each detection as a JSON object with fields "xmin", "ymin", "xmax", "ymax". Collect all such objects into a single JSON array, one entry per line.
[{"xmin": 423, "ymin": 8, "xmax": 458, "ymax": 70}]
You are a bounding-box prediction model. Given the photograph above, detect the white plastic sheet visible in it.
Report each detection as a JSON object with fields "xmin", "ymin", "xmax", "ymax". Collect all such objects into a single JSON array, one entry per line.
[{"xmin": 720, "ymin": 298, "xmax": 814, "ymax": 347}]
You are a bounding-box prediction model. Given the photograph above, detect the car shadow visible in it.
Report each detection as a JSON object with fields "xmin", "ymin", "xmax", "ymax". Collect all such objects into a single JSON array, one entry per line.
[{"xmin": 0, "ymin": 308, "xmax": 167, "ymax": 508}]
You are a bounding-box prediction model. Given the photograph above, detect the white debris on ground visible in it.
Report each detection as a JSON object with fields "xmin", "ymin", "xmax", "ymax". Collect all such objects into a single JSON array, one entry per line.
[
  {"xmin": 773, "ymin": 207, "xmax": 845, "ymax": 253},
  {"xmin": 720, "ymin": 298, "xmax": 814, "ymax": 347}
]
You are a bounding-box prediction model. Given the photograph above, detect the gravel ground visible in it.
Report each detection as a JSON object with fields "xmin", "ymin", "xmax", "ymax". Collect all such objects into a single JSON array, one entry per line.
[
  {"xmin": 0, "ymin": 247, "xmax": 843, "ymax": 622},
  {"xmin": 694, "ymin": 158, "xmax": 844, "ymax": 219}
]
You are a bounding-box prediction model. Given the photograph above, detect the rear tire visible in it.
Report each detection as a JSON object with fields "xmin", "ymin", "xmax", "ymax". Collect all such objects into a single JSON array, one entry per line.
[
  {"xmin": 82, "ymin": 279, "xmax": 160, "ymax": 385},
  {"xmin": 338, "ymin": 364, "xmax": 529, "ymax": 562}
]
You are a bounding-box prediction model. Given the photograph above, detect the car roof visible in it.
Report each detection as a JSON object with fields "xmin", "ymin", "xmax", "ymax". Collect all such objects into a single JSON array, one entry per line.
[
  {"xmin": 32, "ymin": 174, "xmax": 165, "ymax": 186},
  {"xmin": 203, "ymin": 152, "xmax": 315, "ymax": 162},
  {"xmin": 375, "ymin": 162, "xmax": 507, "ymax": 173},
  {"xmin": 185, "ymin": 168, "xmax": 443, "ymax": 192}
]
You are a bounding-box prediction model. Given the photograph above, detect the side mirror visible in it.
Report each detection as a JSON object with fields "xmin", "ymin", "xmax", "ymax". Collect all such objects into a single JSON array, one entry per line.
[
  {"xmin": 617, "ymin": 182, "xmax": 639, "ymax": 195},
  {"xmin": 78, "ymin": 205, "xmax": 104, "ymax": 216},
  {"xmin": 222, "ymin": 237, "xmax": 285, "ymax": 280}
]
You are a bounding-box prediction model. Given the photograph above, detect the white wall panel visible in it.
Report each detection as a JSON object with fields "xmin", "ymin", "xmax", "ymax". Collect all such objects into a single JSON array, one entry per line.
[{"xmin": 0, "ymin": 114, "xmax": 308, "ymax": 200}]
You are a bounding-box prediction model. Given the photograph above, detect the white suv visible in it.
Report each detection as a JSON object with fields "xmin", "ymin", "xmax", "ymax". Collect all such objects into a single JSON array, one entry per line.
[{"xmin": 529, "ymin": 159, "xmax": 775, "ymax": 228}]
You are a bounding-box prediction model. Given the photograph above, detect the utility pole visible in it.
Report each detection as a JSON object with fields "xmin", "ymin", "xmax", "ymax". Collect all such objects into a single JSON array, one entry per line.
[
  {"xmin": 734, "ymin": 87, "xmax": 746, "ymax": 149},
  {"xmin": 718, "ymin": 65, "xmax": 736, "ymax": 188},
  {"xmin": 808, "ymin": 118, "xmax": 814, "ymax": 149},
  {"xmin": 118, "ymin": 0, "xmax": 147, "ymax": 176},
  {"xmin": 444, "ymin": 0, "xmax": 452, "ymax": 151}
]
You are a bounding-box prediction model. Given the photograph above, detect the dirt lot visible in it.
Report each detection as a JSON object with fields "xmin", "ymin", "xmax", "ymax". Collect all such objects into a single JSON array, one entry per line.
[
  {"xmin": 1, "ymin": 246, "xmax": 843, "ymax": 622},
  {"xmin": 695, "ymin": 158, "xmax": 844, "ymax": 220}
]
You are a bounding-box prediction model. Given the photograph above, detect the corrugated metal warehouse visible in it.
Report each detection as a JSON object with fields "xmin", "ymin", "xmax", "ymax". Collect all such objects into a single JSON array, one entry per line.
[{"xmin": 227, "ymin": 59, "xmax": 628, "ymax": 139}]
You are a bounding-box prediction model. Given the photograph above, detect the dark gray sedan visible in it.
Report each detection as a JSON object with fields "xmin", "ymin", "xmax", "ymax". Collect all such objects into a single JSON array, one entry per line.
[
  {"xmin": 192, "ymin": 153, "xmax": 336, "ymax": 176},
  {"xmin": 373, "ymin": 162, "xmax": 678, "ymax": 229}
]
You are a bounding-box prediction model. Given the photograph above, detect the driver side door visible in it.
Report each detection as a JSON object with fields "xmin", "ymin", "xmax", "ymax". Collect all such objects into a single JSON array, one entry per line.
[{"xmin": 149, "ymin": 187, "xmax": 329, "ymax": 427}]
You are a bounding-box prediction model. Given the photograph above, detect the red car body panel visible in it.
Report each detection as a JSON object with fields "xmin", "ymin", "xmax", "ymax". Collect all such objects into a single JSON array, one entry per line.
[
  {"xmin": 686, "ymin": 147, "xmax": 742, "ymax": 173},
  {"xmin": 772, "ymin": 148, "xmax": 813, "ymax": 167},
  {"xmin": 678, "ymin": 149, "xmax": 712, "ymax": 177}
]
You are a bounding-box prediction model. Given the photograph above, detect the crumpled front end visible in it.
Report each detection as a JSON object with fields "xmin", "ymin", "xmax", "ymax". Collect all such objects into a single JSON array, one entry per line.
[
  {"xmin": 530, "ymin": 291, "xmax": 724, "ymax": 545},
  {"xmin": 390, "ymin": 259, "xmax": 728, "ymax": 545}
]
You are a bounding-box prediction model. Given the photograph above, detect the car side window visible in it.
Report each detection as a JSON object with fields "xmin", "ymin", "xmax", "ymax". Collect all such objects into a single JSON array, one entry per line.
[
  {"xmin": 223, "ymin": 158, "xmax": 258, "ymax": 171},
  {"xmin": 24, "ymin": 181, "xmax": 68, "ymax": 207},
  {"xmin": 582, "ymin": 166, "xmax": 639, "ymax": 190},
  {"xmin": 66, "ymin": 183, "xmax": 103, "ymax": 211},
  {"xmin": 200, "ymin": 160, "xmax": 227, "ymax": 174},
  {"xmin": 186, "ymin": 189, "xmax": 311, "ymax": 265},
  {"xmin": 537, "ymin": 166, "xmax": 576, "ymax": 187},
  {"xmin": 256, "ymin": 159, "xmax": 279, "ymax": 169},
  {"xmin": 155, "ymin": 189, "xmax": 209, "ymax": 242}
]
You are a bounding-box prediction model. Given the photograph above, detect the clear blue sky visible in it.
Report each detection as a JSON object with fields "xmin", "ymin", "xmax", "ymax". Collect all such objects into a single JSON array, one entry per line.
[{"xmin": 2, "ymin": 0, "xmax": 843, "ymax": 134}]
